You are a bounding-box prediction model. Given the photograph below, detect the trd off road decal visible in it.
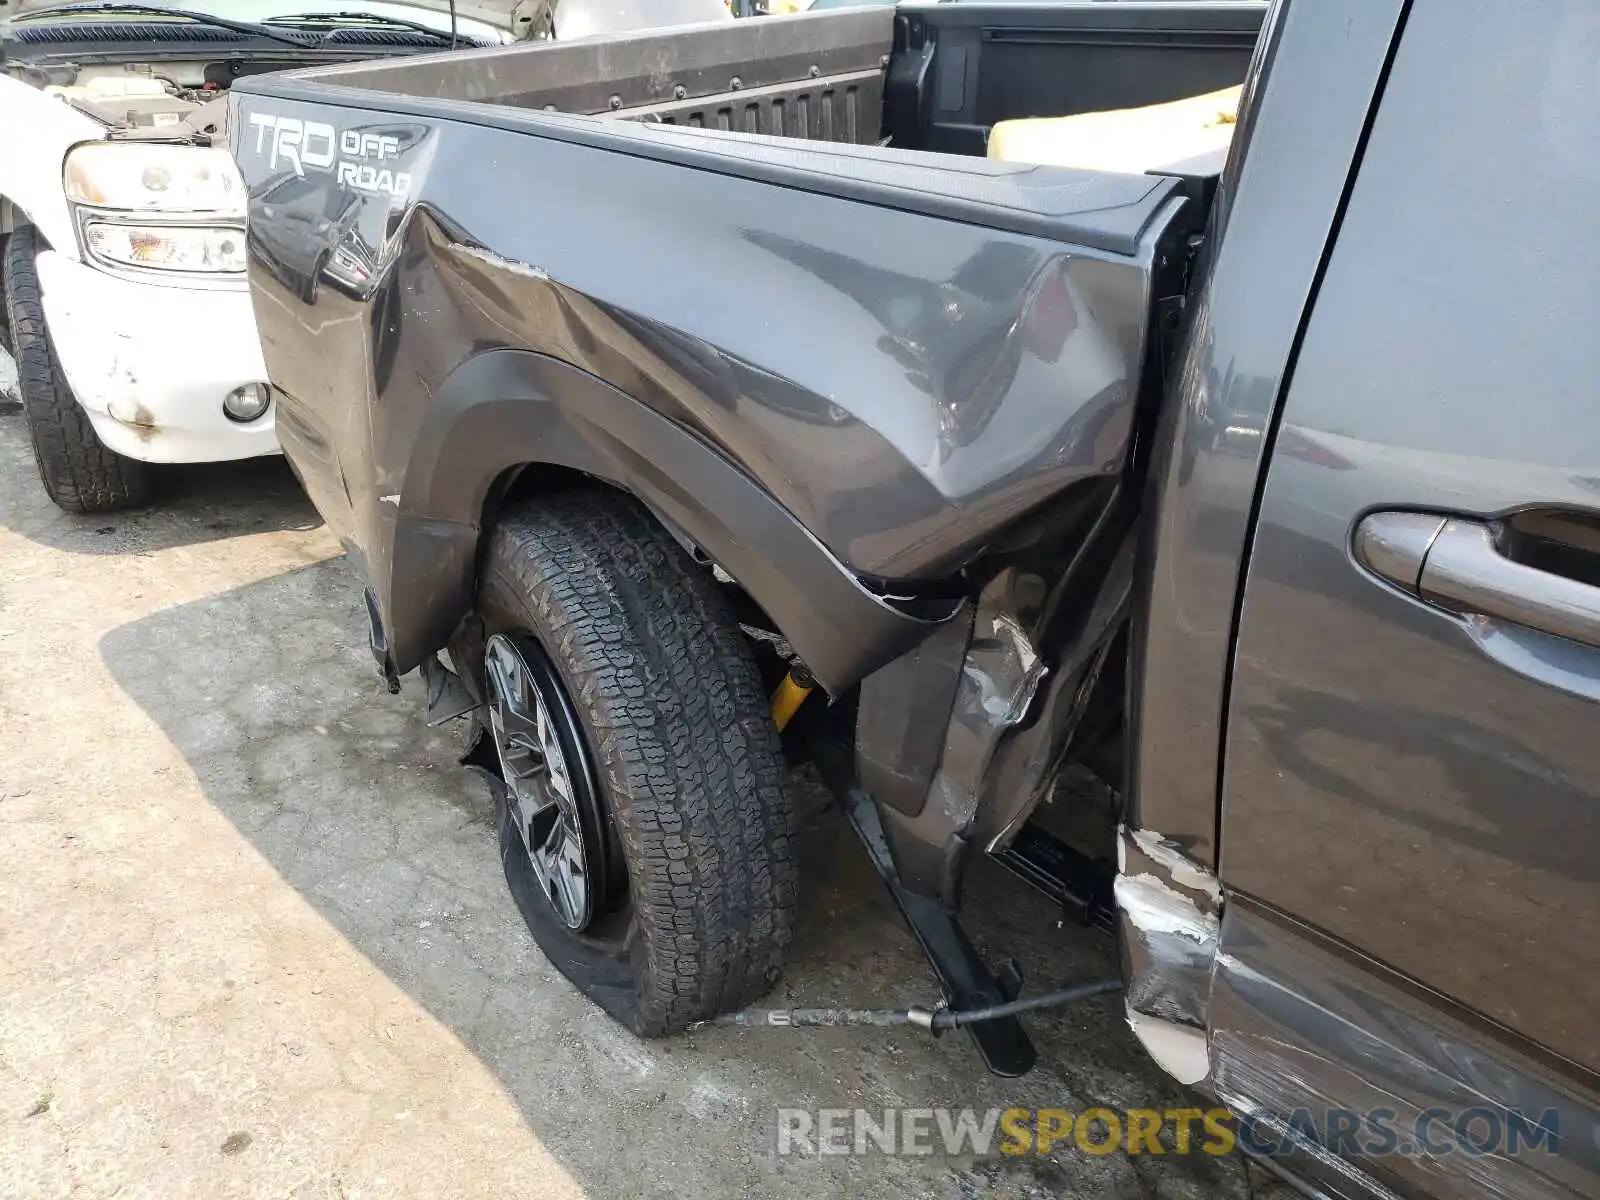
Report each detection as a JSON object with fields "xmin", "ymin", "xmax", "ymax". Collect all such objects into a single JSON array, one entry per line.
[{"xmin": 245, "ymin": 113, "xmax": 415, "ymax": 199}]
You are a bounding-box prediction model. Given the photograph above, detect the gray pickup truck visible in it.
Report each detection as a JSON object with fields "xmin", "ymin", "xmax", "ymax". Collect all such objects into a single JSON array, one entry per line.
[{"xmin": 228, "ymin": 2, "xmax": 1600, "ymax": 1196}]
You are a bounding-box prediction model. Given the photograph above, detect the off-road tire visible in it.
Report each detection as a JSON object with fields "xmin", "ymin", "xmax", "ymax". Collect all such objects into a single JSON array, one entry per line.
[
  {"xmin": 3, "ymin": 227, "xmax": 148, "ymax": 513},
  {"xmin": 452, "ymin": 488, "xmax": 798, "ymax": 1036}
]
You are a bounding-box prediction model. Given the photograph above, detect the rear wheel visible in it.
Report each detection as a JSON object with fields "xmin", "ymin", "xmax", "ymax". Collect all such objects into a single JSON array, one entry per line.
[
  {"xmin": 3, "ymin": 227, "xmax": 147, "ymax": 513},
  {"xmin": 451, "ymin": 488, "xmax": 798, "ymax": 1035}
]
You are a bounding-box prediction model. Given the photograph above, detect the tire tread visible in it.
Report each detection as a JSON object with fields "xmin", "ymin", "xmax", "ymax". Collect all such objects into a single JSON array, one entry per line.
[
  {"xmin": 482, "ymin": 489, "xmax": 797, "ymax": 1033},
  {"xmin": 3, "ymin": 227, "xmax": 147, "ymax": 513}
]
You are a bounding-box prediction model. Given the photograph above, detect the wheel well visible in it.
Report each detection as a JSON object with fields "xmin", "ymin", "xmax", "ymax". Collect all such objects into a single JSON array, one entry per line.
[
  {"xmin": 0, "ymin": 197, "xmax": 30, "ymax": 239},
  {"xmin": 485, "ymin": 461, "xmax": 596, "ymax": 521},
  {"xmin": 476, "ymin": 462, "xmax": 614, "ymax": 591},
  {"xmin": 0, "ymin": 204, "xmax": 43, "ymax": 313},
  {"xmin": 477, "ymin": 460, "xmax": 791, "ymax": 671},
  {"xmin": 484, "ymin": 461, "xmax": 712, "ymax": 569},
  {"xmin": 414, "ymin": 350, "xmax": 942, "ymax": 692},
  {"xmin": 0, "ymin": 200, "xmax": 13, "ymax": 318}
]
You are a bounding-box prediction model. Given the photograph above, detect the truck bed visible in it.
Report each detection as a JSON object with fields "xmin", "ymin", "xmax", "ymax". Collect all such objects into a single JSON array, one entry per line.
[
  {"xmin": 249, "ymin": 8, "xmax": 895, "ymax": 142},
  {"xmin": 229, "ymin": 2, "xmax": 1262, "ymax": 690},
  {"xmin": 238, "ymin": 3, "xmax": 1261, "ymax": 146}
]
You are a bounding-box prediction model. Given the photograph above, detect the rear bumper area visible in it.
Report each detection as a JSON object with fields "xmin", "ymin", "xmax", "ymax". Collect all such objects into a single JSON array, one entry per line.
[{"xmin": 35, "ymin": 251, "xmax": 277, "ymax": 464}]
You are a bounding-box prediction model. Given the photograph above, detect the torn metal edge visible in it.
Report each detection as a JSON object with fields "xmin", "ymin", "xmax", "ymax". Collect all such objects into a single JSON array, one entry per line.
[
  {"xmin": 1127, "ymin": 1009, "xmax": 1210, "ymax": 1086},
  {"xmin": 1118, "ymin": 824, "xmax": 1223, "ymax": 914},
  {"xmin": 1116, "ymin": 824, "xmax": 1223, "ymax": 1091}
]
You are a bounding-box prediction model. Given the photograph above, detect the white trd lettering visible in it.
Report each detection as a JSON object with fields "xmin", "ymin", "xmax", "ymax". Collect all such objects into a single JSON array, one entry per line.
[
  {"xmin": 248, "ymin": 111, "xmax": 275, "ymax": 155},
  {"xmin": 301, "ymin": 122, "xmax": 337, "ymax": 170},
  {"xmin": 271, "ymin": 119, "xmax": 304, "ymax": 175}
]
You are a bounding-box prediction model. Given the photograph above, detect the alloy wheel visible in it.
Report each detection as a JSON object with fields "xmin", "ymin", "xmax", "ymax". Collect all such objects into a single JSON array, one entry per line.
[{"xmin": 482, "ymin": 631, "xmax": 608, "ymax": 931}]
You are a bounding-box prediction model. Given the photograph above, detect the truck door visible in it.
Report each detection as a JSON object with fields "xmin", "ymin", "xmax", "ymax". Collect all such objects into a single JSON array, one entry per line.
[{"xmin": 1216, "ymin": 0, "xmax": 1600, "ymax": 1196}]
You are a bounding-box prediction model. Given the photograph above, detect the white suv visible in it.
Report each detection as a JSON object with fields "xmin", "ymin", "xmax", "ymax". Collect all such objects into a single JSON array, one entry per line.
[{"xmin": 0, "ymin": 0, "xmax": 511, "ymax": 511}]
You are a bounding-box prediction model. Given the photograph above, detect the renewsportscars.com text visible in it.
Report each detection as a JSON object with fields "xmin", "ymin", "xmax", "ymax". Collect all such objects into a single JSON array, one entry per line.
[{"xmin": 775, "ymin": 1105, "xmax": 1564, "ymax": 1160}]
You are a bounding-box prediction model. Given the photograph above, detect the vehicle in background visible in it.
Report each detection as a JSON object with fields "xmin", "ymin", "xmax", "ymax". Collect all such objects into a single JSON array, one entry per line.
[
  {"xmin": 230, "ymin": 2, "xmax": 1600, "ymax": 1197},
  {"xmin": 0, "ymin": 0, "xmax": 727, "ymax": 511}
]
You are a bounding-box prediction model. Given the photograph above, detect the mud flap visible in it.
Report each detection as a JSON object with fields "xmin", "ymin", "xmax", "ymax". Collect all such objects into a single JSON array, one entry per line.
[{"xmin": 419, "ymin": 653, "xmax": 479, "ymax": 726}]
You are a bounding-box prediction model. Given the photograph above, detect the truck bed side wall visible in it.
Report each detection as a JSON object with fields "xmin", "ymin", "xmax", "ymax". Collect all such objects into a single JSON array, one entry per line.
[
  {"xmin": 234, "ymin": 95, "xmax": 1172, "ymax": 684},
  {"xmin": 230, "ymin": 5, "xmax": 1260, "ymax": 686}
]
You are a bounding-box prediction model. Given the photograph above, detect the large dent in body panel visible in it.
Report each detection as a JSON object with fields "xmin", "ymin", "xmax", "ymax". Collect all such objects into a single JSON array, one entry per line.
[
  {"xmin": 322, "ymin": 117, "xmax": 1163, "ymax": 582},
  {"xmin": 815, "ymin": 248, "xmax": 1138, "ymax": 554},
  {"xmin": 761, "ymin": 237, "xmax": 1153, "ymax": 580},
  {"xmin": 871, "ymin": 571, "xmax": 1047, "ymax": 895}
]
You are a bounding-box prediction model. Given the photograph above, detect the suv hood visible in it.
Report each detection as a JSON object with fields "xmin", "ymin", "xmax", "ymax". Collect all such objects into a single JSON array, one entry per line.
[{"xmin": 533, "ymin": 0, "xmax": 733, "ymax": 40}]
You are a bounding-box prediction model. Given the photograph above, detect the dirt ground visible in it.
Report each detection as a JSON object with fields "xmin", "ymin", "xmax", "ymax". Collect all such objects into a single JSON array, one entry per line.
[{"xmin": 0, "ymin": 362, "xmax": 1294, "ymax": 1199}]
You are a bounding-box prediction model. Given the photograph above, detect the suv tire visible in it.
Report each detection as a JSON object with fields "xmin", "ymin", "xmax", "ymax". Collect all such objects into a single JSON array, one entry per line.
[
  {"xmin": 451, "ymin": 488, "xmax": 798, "ymax": 1035},
  {"xmin": 3, "ymin": 227, "xmax": 148, "ymax": 513}
]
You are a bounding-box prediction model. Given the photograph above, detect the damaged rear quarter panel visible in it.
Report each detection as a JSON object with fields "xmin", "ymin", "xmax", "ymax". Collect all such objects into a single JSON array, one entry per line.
[{"xmin": 231, "ymin": 91, "xmax": 1164, "ymax": 682}]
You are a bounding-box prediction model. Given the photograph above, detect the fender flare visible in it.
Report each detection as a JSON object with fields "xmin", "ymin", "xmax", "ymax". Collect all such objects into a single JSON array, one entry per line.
[
  {"xmin": 0, "ymin": 76, "xmax": 104, "ymax": 257},
  {"xmin": 386, "ymin": 348, "xmax": 951, "ymax": 694}
]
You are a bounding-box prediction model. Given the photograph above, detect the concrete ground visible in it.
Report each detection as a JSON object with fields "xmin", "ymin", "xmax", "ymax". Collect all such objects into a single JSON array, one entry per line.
[{"xmin": 0, "ymin": 357, "xmax": 1293, "ymax": 1199}]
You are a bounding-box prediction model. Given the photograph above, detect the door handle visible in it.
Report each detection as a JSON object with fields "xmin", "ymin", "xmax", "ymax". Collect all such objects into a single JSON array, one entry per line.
[
  {"xmin": 1420, "ymin": 519, "xmax": 1600, "ymax": 649},
  {"xmin": 1354, "ymin": 512, "xmax": 1600, "ymax": 650}
]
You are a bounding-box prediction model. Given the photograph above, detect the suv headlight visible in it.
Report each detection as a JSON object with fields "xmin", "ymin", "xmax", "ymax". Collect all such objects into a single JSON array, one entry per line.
[{"xmin": 64, "ymin": 143, "xmax": 248, "ymax": 284}]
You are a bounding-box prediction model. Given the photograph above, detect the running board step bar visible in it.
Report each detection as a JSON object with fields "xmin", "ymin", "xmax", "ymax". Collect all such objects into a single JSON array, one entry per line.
[
  {"xmin": 991, "ymin": 824, "xmax": 1118, "ymax": 935},
  {"xmin": 812, "ymin": 741, "xmax": 1038, "ymax": 1078}
]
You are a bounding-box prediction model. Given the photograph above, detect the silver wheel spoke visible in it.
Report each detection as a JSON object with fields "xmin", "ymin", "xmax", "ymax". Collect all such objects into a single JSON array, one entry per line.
[
  {"xmin": 546, "ymin": 756, "xmax": 574, "ymax": 804},
  {"xmin": 533, "ymin": 694, "xmax": 552, "ymax": 760},
  {"xmin": 483, "ymin": 632, "xmax": 598, "ymax": 931},
  {"xmin": 540, "ymin": 828, "xmax": 587, "ymax": 925}
]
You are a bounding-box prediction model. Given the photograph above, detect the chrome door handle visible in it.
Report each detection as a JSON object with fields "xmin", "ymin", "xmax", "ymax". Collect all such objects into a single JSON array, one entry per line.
[
  {"xmin": 1354, "ymin": 513, "xmax": 1600, "ymax": 649},
  {"xmin": 1420, "ymin": 519, "xmax": 1600, "ymax": 649}
]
